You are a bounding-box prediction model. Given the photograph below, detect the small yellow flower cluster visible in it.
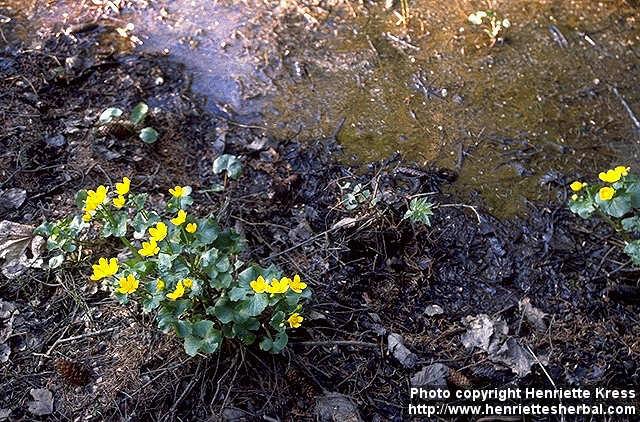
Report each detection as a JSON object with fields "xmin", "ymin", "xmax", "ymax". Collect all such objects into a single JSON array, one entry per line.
[
  {"xmin": 287, "ymin": 312, "xmax": 303, "ymax": 328},
  {"xmin": 90, "ymin": 257, "xmax": 119, "ymax": 281},
  {"xmin": 82, "ymin": 185, "xmax": 108, "ymax": 222},
  {"xmin": 113, "ymin": 177, "xmax": 131, "ymax": 209},
  {"xmin": 117, "ymin": 274, "xmax": 139, "ymax": 294},
  {"xmin": 166, "ymin": 278, "xmax": 193, "ymax": 300},
  {"xmin": 570, "ymin": 166, "xmax": 630, "ymax": 202},
  {"xmin": 82, "ymin": 177, "xmax": 131, "ymax": 222},
  {"xmin": 169, "ymin": 185, "xmax": 186, "ymax": 198},
  {"xmin": 250, "ymin": 274, "xmax": 307, "ymax": 295},
  {"xmin": 170, "ymin": 209, "xmax": 198, "ymax": 233},
  {"xmin": 138, "ymin": 222, "xmax": 167, "ymax": 257}
]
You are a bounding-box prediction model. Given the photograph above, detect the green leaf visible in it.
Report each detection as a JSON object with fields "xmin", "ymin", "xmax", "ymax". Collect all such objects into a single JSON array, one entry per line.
[
  {"xmin": 216, "ymin": 256, "xmax": 230, "ymax": 272},
  {"xmin": 197, "ymin": 219, "xmax": 220, "ymax": 245},
  {"xmin": 98, "ymin": 107, "xmax": 123, "ymax": 124},
  {"xmin": 200, "ymin": 330, "xmax": 222, "ymax": 353},
  {"xmin": 48, "ymin": 255, "xmax": 64, "ymax": 269},
  {"xmin": 130, "ymin": 102, "xmax": 149, "ymax": 125},
  {"xmin": 624, "ymin": 240, "xmax": 640, "ymax": 266},
  {"xmin": 74, "ymin": 190, "xmax": 88, "ymax": 208},
  {"xmin": 568, "ymin": 197, "xmax": 596, "ymax": 219},
  {"xmin": 213, "ymin": 154, "xmax": 243, "ymax": 179},
  {"xmin": 228, "ymin": 287, "xmax": 249, "ymax": 302},
  {"xmin": 173, "ymin": 320, "xmax": 192, "ymax": 338},
  {"xmin": 213, "ymin": 298, "xmax": 234, "ymax": 324},
  {"xmin": 241, "ymin": 293, "xmax": 268, "ymax": 317},
  {"xmin": 622, "ymin": 216, "xmax": 640, "ymax": 233},
  {"xmin": 142, "ymin": 294, "xmax": 162, "ymax": 313},
  {"xmin": 192, "ymin": 320, "xmax": 214, "ymax": 338},
  {"xmin": 139, "ymin": 127, "xmax": 159, "ymax": 144},
  {"xmin": 259, "ymin": 337, "xmax": 273, "ymax": 351},
  {"xmin": 184, "ymin": 335, "xmax": 202, "ymax": 356},
  {"xmin": 157, "ymin": 253, "xmax": 174, "ymax": 272},
  {"xmin": 129, "ymin": 193, "xmax": 148, "ymax": 211},
  {"xmin": 269, "ymin": 311, "xmax": 285, "ymax": 329},
  {"xmin": 271, "ymin": 331, "xmax": 288, "ymax": 353},
  {"xmin": 598, "ymin": 194, "xmax": 631, "ymax": 218}
]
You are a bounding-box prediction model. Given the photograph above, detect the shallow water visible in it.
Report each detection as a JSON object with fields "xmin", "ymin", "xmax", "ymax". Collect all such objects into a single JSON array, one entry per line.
[{"xmin": 2, "ymin": 0, "xmax": 640, "ymax": 216}]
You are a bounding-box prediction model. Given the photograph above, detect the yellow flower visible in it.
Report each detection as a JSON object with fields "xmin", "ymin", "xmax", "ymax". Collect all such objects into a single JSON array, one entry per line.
[
  {"xmin": 615, "ymin": 166, "xmax": 630, "ymax": 177},
  {"xmin": 116, "ymin": 274, "xmax": 139, "ymax": 295},
  {"xmin": 85, "ymin": 185, "xmax": 108, "ymax": 212},
  {"xmin": 571, "ymin": 194, "xmax": 578, "ymax": 201},
  {"xmin": 266, "ymin": 277, "xmax": 289, "ymax": 294},
  {"xmin": 182, "ymin": 278, "xmax": 193, "ymax": 288},
  {"xmin": 185, "ymin": 223, "xmax": 197, "ymax": 233},
  {"xmin": 116, "ymin": 177, "xmax": 131, "ymax": 196},
  {"xmin": 599, "ymin": 186, "xmax": 616, "ymax": 201},
  {"xmin": 570, "ymin": 181, "xmax": 585, "ymax": 192},
  {"xmin": 287, "ymin": 313, "xmax": 303, "ymax": 329},
  {"xmin": 169, "ymin": 185, "xmax": 185, "ymax": 198},
  {"xmin": 171, "ymin": 210, "xmax": 187, "ymax": 226},
  {"xmin": 289, "ymin": 274, "xmax": 307, "ymax": 293},
  {"xmin": 599, "ymin": 169, "xmax": 622, "ymax": 183},
  {"xmin": 156, "ymin": 279, "xmax": 165, "ymax": 291},
  {"xmin": 166, "ymin": 280, "xmax": 185, "ymax": 300},
  {"xmin": 113, "ymin": 195, "xmax": 126, "ymax": 209},
  {"xmin": 82, "ymin": 212, "xmax": 93, "ymax": 222},
  {"xmin": 250, "ymin": 276, "xmax": 268, "ymax": 293},
  {"xmin": 90, "ymin": 257, "xmax": 119, "ymax": 281},
  {"xmin": 139, "ymin": 239, "xmax": 160, "ymax": 256},
  {"xmin": 149, "ymin": 222, "xmax": 168, "ymax": 242}
]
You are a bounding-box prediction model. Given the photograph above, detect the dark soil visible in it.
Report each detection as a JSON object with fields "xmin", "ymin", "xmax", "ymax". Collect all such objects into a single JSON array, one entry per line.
[{"xmin": 1, "ymin": 23, "xmax": 639, "ymax": 422}]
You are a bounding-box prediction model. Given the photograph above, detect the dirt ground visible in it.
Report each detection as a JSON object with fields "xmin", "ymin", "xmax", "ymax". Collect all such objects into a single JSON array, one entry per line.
[{"xmin": 1, "ymin": 9, "xmax": 640, "ymax": 422}]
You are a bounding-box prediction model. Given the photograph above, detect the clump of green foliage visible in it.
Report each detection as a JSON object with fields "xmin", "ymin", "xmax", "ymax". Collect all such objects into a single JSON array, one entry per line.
[
  {"xmin": 568, "ymin": 165, "xmax": 640, "ymax": 265},
  {"xmin": 98, "ymin": 102, "xmax": 159, "ymax": 143},
  {"xmin": 36, "ymin": 177, "xmax": 310, "ymax": 356}
]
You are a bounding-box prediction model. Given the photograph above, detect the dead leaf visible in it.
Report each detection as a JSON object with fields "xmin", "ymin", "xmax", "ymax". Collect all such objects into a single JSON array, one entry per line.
[
  {"xmin": 519, "ymin": 297, "xmax": 547, "ymax": 332},
  {"xmin": 388, "ymin": 333, "xmax": 418, "ymax": 368},
  {"xmin": 27, "ymin": 388, "xmax": 53, "ymax": 416},
  {"xmin": 0, "ymin": 221, "xmax": 44, "ymax": 279},
  {"xmin": 411, "ymin": 363, "xmax": 449, "ymax": 388}
]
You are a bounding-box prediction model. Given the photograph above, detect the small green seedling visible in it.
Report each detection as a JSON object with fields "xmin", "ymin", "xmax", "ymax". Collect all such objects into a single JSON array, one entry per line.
[
  {"xmin": 404, "ymin": 197, "xmax": 434, "ymax": 226},
  {"xmin": 98, "ymin": 102, "xmax": 159, "ymax": 144}
]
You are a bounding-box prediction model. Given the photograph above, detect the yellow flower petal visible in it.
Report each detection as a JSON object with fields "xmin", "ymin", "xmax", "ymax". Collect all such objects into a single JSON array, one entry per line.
[
  {"xmin": 287, "ymin": 312, "xmax": 303, "ymax": 329},
  {"xmin": 138, "ymin": 239, "xmax": 160, "ymax": 256},
  {"xmin": 113, "ymin": 195, "xmax": 126, "ymax": 209},
  {"xmin": 598, "ymin": 186, "xmax": 615, "ymax": 201},
  {"xmin": 599, "ymin": 169, "xmax": 621, "ymax": 183},
  {"xmin": 250, "ymin": 275, "xmax": 267, "ymax": 293},
  {"xmin": 149, "ymin": 222, "xmax": 168, "ymax": 242},
  {"xmin": 116, "ymin": 274, "xmax": 139, "ymax": 295},
  {"xmin": 185, "ymin": 223, "xmax": 197, "ymax": 233},
  {"xmin": 171, "ymin": 210, "xmax": 187, "ymax": 226},
  {"xmin": 569, "ymin": 181, "xmax": 584, "ymax": 192},
  {"xmin": 289, "ymin": 274, "xmax": 307, "ymax": 293},
  {"xmin": 116, "ymin": 177, "xmax": 131, "ymax": 196},
  {"xmin": 156, "ymin": 279, "xmax": 165, "ymax": 291},
  {"xmin": 169, "ymin": 185, "xmax": 184, "ymax": 198}
]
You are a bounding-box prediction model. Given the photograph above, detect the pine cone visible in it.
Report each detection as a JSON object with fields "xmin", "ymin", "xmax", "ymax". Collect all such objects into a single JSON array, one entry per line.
[
  {"xmin": 286, "ymin": 368, "xmax": 316, "ymax": 400},
  {"xmin": 98, "ymin": 121, "xmax": 135, "ymax": 139},
  {"xmin": 54, "ymin": 358, "xmax": 90, "ymax": 386},
  {"xmin": 447, "ymin": 369, "xmax": 472, "ymax": 389}
]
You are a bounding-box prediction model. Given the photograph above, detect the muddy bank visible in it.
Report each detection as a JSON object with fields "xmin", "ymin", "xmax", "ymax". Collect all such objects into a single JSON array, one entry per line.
[{"xmin": 0, "ymin": 23, "xmax": 639, "ymax": 421}]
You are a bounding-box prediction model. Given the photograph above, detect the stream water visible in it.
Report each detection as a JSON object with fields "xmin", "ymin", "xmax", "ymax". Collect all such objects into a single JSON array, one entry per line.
[{"xmin": 2, "ymin": 0, "xmax": 640, "ymax": 216}]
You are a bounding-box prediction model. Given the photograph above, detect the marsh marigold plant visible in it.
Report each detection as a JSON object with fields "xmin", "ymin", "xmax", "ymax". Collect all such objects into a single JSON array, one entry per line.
[
  {"xmin": 568, "ymin": 165, "xmax": 640, "ymax": 265},
  {"xmin": 36, "ymin": 178, "xmax": 311, "ymax": 356}
]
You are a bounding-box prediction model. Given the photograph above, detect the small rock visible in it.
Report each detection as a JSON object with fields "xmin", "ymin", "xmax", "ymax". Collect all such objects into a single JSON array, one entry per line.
[
  {"xmin": 316, "ymin": 392, "xmax": 362, "ymax": 422},
  {"xmin": 45, "ymin": 134, "xmax": 66, "ymax": 148},
  {"xmin": 424, "ymin": 304, "xmax": 444, "ymax": 316},
  {"xmin": 27, "ymin": 388, "xmax": 53, "ymax": 416},
  {"xmin": 0, "ymin": 188, "xmax": 26, "ymax": 210},
  {"xmin": 388, "ymin": 333, "xmax": 418, "ymax": 368}
]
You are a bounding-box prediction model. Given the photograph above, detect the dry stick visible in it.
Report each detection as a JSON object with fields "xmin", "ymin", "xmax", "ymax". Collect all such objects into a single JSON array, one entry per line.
[
  {"xmin": 437, "ymin": 203, "xmax": 482, "ymax": 224},
  {"xmin": 611, "ymin": 86, "xmax": 640, "ymax": 135},
  {"xmin": 292, "ymin": 340, "xmax": 379, "ymax": 349}
]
